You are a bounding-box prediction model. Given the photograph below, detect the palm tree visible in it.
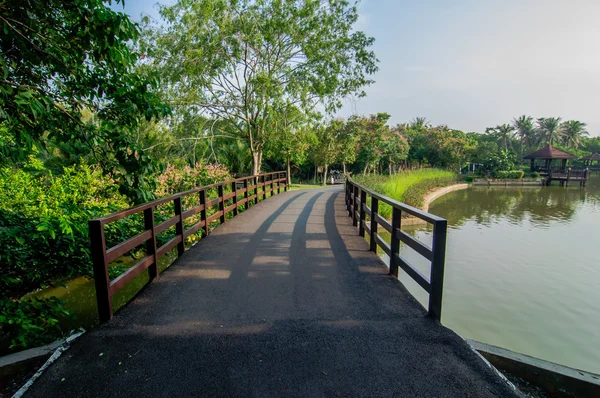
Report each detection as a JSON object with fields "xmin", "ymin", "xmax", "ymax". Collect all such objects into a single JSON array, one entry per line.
[
  {"xmin": 536, "ymin": 117, "xmax": 563, "ymax": 145},
  {"xmin": 512, "ymin": 115, "xmax": 535, "ymax": 153},
  {"xmin": 490, "ymin": 124, "xmax": 516, "ymax": 151},
  {"xmin": 410, "ymin": 117, "xmax": 430, "ymax": 130},
  {"xmin": 560, "ymin": 120, "xmax": 588, "ymax": 149}
]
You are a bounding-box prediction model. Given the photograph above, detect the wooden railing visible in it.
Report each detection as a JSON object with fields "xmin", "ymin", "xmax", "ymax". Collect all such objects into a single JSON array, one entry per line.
[
  {"xmin": 89, "ymin": 171, "xmax": 287, "ymax": 322},
  {"xmin": 345, "ymin": 177, "xmax": 447, "ymax": 321}
]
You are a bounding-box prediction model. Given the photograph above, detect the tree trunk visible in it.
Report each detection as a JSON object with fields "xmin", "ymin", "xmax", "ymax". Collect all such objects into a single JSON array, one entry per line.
[
  {"xmin": 388, "ymin": 157, "xmax": 392, "ymax": 176},
  {"xmin": 363, "ymin": 162, "xmax": 368, "ymax": 174},
  {"xmin": 323, "ymin": 164, "xmax": 328, "ymax": 185},
  {"xmin": 287, "ymin": 157, "xmax": 291, "ymax": 186},
  {"xmin": 314, "ymin": 164, "xmax": 317, "ymax": 184},
  {"xmin": 342, "ymin": 163, "xmax": 347, "ymax": 175},
  {"xmin": 251, "ymin": 151, "xmax": 263, "ymax": 175}
]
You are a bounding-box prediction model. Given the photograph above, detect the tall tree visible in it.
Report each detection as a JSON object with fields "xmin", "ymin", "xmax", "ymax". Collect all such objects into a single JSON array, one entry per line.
[
  {"xmin": 512, "ymin": 115, "xmax": 535, "ymax": 153},
  {"xmin": 146, "ymin": 0, "xmax": 378, "ymax": 175},
  {"xmin": 487, "ymin": 124, "xmax": 515, "ymax": 151},
  {"xmin": 536, "ymin": 117, "xmax": 563, "ymax": 146},
  {"xmin": 560, "ymin": 120, "xmax": 588, "ymax": 149},
  {"xmin": 0, "ymin": 0, "xmax": 169, "ymax": 201}
]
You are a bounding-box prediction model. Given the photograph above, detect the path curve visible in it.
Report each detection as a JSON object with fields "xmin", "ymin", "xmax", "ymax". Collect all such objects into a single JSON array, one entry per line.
[{"xmin": 26, "ymin": 187, "xmax": 518, "ymax": 397}]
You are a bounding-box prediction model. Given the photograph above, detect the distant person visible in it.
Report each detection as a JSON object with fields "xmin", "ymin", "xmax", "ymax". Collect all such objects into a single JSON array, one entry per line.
[{"xmin": 330, "ymin": 176, "xmax": 334, "ymax": 185}]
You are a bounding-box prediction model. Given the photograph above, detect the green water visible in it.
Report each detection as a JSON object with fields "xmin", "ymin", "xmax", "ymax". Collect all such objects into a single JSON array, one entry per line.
[{"xmin": 394, "ymin": 176, "xmax": 600, "ymax": 374}]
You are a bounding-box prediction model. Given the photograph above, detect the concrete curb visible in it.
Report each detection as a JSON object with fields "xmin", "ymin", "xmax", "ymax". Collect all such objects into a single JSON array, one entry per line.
[
  {"xmin": 468, "ymin": 339, "xmax": 600, "ymax": 398},
  {"xmin": 10, "ymin": 330, "xmax": 85, "ymax": 398},
  {"xmin": 402, "ymin": 183, "xmax": 470, "ymax": 226}
]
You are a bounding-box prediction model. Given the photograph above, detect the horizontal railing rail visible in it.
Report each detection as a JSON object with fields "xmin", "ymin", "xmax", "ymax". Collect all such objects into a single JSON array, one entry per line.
[
  {"xmin": 345, "ymin": 177, "xmax": 447, "ymax": 321},
  {"xmin": 89, "ymin": 171, "xmax": 288, "ymax": 322}
]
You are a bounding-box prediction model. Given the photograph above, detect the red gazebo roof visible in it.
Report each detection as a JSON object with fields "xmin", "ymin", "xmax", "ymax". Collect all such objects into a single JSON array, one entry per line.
[
  {"xmin": 581, "ymin": 152, "xmax": 600, "ymax": 161},
  {"xmin": 523, "ymin": 145, "xmax": 577, "ymax": 160}
]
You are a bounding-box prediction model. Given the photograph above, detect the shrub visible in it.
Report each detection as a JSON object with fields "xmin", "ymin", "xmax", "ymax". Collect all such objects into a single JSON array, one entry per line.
[
  {"xmin": 0, "ymin": 164, "xmax": 131, "ymax": 353},
  {"xmin": 493, "ymin": 170, "xmax": 525, "ymax": 179},
  {"xmin": 530, "ymin": 171, "xmax": 540, "ymax": 178},
  {"xmin": 353, "ymin": 169, "xmax": 457, "ymax": 217}
]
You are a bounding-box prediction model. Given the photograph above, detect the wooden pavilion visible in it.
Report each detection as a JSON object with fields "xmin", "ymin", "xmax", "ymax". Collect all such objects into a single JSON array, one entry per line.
[
  {"xmin": 523, "ymin": 145, "xmax": 577, "ymax": 174},
  {"xmin": 581, "ymin": 153, "xmax": 600, "ymax": 171}
]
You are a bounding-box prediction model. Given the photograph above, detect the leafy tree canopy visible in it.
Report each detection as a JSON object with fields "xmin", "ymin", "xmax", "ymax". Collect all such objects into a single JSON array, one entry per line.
[{"xmin": 0, "ymin": 0, "xmax": 169, "ymax": 201}]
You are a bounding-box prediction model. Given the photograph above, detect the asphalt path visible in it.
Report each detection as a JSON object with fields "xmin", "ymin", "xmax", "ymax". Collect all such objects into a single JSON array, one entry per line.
[{"xmin": 26, "ymin": 187, "xmax": 520, "ymax": 397}]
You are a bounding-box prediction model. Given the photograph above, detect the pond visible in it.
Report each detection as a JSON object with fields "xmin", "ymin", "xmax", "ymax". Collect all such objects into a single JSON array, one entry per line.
[{"xmin": 396, "ymin": 175, "xmax": 600, "ymax": 375}]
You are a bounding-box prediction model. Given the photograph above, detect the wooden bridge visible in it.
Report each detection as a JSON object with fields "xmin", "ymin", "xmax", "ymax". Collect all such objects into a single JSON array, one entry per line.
[{"xmin": 25, "ymin": 172, "xmax": 519, "ymax": 397}]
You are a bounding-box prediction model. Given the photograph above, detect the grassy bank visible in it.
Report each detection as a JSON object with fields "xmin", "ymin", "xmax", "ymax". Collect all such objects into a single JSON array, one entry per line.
[{"xmin": 352, "ymin": 169, "xmax": 457, "ymax": 218}]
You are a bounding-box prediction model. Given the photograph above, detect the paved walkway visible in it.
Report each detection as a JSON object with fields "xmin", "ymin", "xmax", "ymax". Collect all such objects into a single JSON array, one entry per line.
[{"xmin": 27, "ymin": 187, "xmax": 519, "ymax": 397}]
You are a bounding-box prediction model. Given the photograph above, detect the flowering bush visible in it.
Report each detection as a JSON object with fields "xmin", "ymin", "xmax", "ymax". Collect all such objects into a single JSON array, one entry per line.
[{"xmin": 154, "ymin": 163, "xmax": 231, "ymax": 197}]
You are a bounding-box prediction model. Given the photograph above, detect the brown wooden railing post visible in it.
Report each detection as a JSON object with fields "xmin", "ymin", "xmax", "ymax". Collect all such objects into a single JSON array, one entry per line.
[
  {"xmin": 263, "ymin": 175, "xmax": 267, "ymax": 200},
  {"xmin": 389, "ymin": 207, "xmax": 401, "ymax": 278},
  {"xmin": 174, "ymin": 197, "xmax": 185, "ymax": 257},
  {"xmin": 243, "ymin": 178, "xmax": 249, "ymax": 209},
  {"xmin": 359, "ymin": 190, "xmax": 367, "ymax": 237},
  {"xmin": 231, "ymin": 181, "xmax": 238, "ymax": 216},
  {"xmin": 369, "ymin": 197, "xmax": 378, "ymax": 253},
  {"xmin": 218, "ymin": 184, "xmax": 225, "ymax": 223},
  {"xmin": 89, "ymin": 219, "xmax": 112, "ymax": 322},
  {"xmin": 271, "ymin": 174, "xmax": 275, "ymax": 196},
  {"xmin": 429, "ymin": 219, "xmax": 447, "ymax": 321},
  {"xmin": 144, "ymin": 207, "xmax": 158, "ymax": 279},
  {"xmin": 199, "ymin": 189, "xmax": 209, "ymax": 236},
  {"xmin": 254, "ymin": 176, "xmax": 259, "ymax": 204},
  {"xmin": 277, "ymin": 173, "xmax": 281, "ymax": 194},
  {"xmin": 346, "ymin": 181, "xmax": 351, "ymax": 216},
  {"xmin": 284, "ymin": 172, "xmax": 288, "ymax": 192},
  {"xmin": 352, "ymin": 185, "xmax": 359, "ymax": 227}
]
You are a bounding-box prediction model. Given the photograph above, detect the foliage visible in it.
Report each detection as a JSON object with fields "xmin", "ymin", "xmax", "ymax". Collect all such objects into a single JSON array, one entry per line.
[
  {"xmin": 477, "ymin": 150, "xmax": 515, "ymax": 176},
  {"xmin": 145, "ymin": 0, "xmax": 378, "ymax": 174},
  {"xmin": 0, "ymin": 164, "xmax": 131, "ymax": 299},
  {"xmin": 493, "ymin": 170, "xmax": 525, "ymax": 179},
  {"xmin": 0, "ymin": 296, "xmax": 71, "ymax": 351},
  {"xmin": 154, "ymin": 163, "xmax": 231, "ymax": 198},
  {"xmin": 353, "ymin": 169, "xmax": 456, "ymax": 218},
  {"xmin": 0, "ymin": 0, "xmax": 170, "ymax": 201}
]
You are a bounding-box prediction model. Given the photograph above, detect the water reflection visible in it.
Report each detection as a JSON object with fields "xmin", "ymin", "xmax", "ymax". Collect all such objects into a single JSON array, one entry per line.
[
  {"xmin": 431, "ymin": 182, "xmax": 599, "ymax": 229},
  {"xmin": 420, "ymin": 175, "xmax": 600, "ymax": 375}
]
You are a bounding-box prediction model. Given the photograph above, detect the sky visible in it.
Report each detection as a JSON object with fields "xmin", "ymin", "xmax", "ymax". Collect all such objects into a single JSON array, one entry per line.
[{"xmin": 113, "ymin": 0, "xmax": 600, "ymax": 135}]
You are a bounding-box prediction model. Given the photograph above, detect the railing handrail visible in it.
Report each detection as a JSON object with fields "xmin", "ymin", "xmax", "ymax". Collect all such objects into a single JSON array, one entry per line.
[
  {"xmin": 89, "ymin": 170, "xmax": 288, "ymax": 322},
  {"xmin": 345, "ymin": 176, "xmax": 447, "ymax": 321},
  {"xmin": 95, "ymin": 172, "xmax": 285, "ymax": 224},
  {"xmin": 347, "ymin": 178, "xmax": 446, "ymax": 224}
]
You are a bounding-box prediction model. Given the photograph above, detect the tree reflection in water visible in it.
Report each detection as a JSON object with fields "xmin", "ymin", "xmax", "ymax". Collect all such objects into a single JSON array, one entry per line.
[{"xmin": 429, "ymin": 178, "xmax": 600, "ymax": 229}]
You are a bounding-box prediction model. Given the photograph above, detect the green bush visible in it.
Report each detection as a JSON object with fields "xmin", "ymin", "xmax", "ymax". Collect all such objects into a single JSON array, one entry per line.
[
  {"xmin": 492, "ymin": 170, "xmax": 525, "ymax": 179},
  {"xmin": 0, "ymin": 297, "xmax": 71, "ymax": 352},
  {"xmin": 0, "ymin": 164, "xmax": 132, "ymax": 353},
  {"xmin": 530, "ymin": 171, "xmax": 540, "ymax": 178}
]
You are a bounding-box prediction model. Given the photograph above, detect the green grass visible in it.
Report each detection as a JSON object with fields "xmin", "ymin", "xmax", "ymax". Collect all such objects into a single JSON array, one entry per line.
[
  {"xmin": 289, "ymin": 183, "xmax": 324, "ymax": 190},
  {"xmin": 352, "ymin": 169, "xmax": 457, "ymax": 218}
]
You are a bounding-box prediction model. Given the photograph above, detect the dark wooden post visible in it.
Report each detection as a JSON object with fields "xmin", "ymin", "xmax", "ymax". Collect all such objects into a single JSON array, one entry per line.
[
  {"xmin": 199, "ymin": 190, "xmax": 209, "ymax": 236},
  {"xmin": 144, "ymin": 207, "xmax": 158, "ymax": 279},
  {"xmin": 263, "ymin": 175, "xmax": 267, "ymax": 200},
  {"xmin": 284, "ymin": 172, "xmax": 288, "ymax": 192},
  {"xmin": 243, "ymin": 178, "xmax": 249, "ymax": 209},
  {"xmin": 346, "ymin": 181, "xmax": 352, "ymax": 216},
  {"xmin": 254, "ymin": 176, "xmax": 259, "ymax": 205},
  {"xmin": 270, "ymin": 174, "xmax": 275, "ymax": 197},
  {"xmin": 277, "ymin": 173, "xmax": 281, "ymax": 194},
  {"xmin": 352, "ymin": 186, "xmax": 359, "ymax": 227},
  {"xmin": 218, "ymin": 184, "xmax": 225, "ymax": 223},
  {"xmin": 231, "ymin": 181, "xmax": 238, "ymax": 216},
  {"xmin": 429, "ymin": 219, "xmax": 447, "ymax": 321},
  {"xmin": 174, "ymin": 197, "xmax": 185, "ymax": 256},
  {"xmin": 359, "ymin": 190, "xmax": 367, "ymax": 237},
  {"xmin": 89, "ymin": 219, "xmax": 112, "ymax": 322},
  {"xmin": 369, "ymin": 197, "xmax": 379, "ymax": 253},
  {"xmin": 389, "ymin": 207, "xmax": 401, "ymax": 278}
]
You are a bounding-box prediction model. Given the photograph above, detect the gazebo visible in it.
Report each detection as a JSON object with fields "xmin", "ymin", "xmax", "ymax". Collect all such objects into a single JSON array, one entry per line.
[
  {"xmin": 523, "ymin": 145, "xmax": 577, "ymax": 174},
  {"xmin": 581, "ymin": 153, "xmax": 600, "ymax": 170}
]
